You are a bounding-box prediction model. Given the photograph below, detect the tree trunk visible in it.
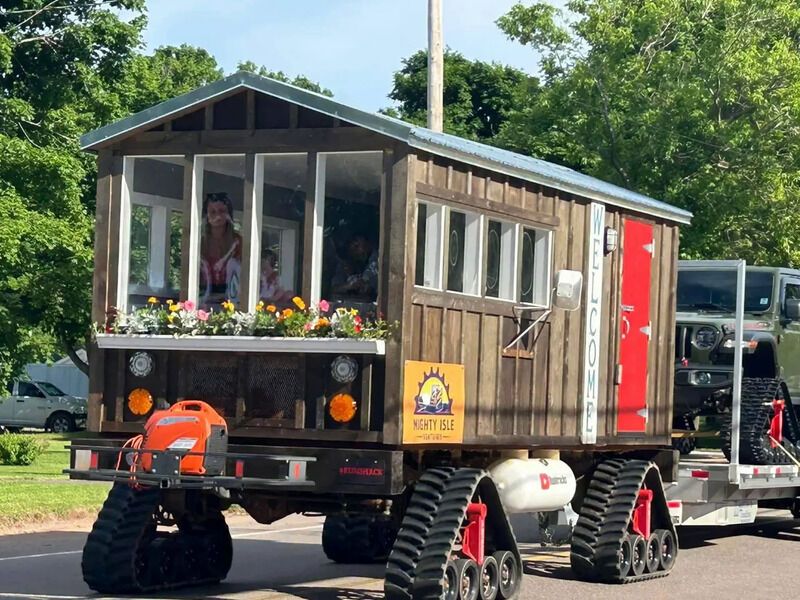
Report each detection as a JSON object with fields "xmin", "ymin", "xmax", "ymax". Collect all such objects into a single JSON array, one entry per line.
[{"xmin": 61, "ymin": 338, "xmax": 89, "ymax": 376}]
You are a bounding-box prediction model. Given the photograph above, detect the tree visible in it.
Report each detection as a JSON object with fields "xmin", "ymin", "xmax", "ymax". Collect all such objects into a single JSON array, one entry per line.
[
  {"xmin": 387, "ymin": 49, "xmax": 538, "ymax": 143},
  {"xmin": 496, "ymin": 0, "xmax": 800, "ymax": 265},
  {"xmin": 237, "ymin": 60, "xmax": 332, "ymax": 96}
]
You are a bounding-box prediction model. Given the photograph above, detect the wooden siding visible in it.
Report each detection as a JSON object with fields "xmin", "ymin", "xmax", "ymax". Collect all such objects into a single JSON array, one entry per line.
[{"xmin": 407, "ymin": 154, "xmax": 678, "ymax": 447}]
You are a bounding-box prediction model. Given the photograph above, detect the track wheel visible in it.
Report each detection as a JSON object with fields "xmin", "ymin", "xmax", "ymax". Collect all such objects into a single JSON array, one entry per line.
[
  {"xmin": 478, "ymin": 555, "xmax": 499, "ymax": 600},
  {"xmin": 617, "ymin": 536, "xmax": 632, "ymax": 579},
  {"xmin": 443, "ymin": 561, "xmax": 459, "ymax": 600},
  {"xmin": 656, "ymin": 529, "xmax": 676, "ymax": 571},
  {"xmin": 645, "ymin": 533, "xmax": 660, "ymax": 573},
  {"xmin": 454, "ymin": 559, "xmax": 479, "ymax": 600},
  {"xmin": 493, "ymin": 550, "xmax": 520, "ymax": 600},
  {"xmin": 629, "ymin": 534, "xmax": 647, "ymax": 577}
]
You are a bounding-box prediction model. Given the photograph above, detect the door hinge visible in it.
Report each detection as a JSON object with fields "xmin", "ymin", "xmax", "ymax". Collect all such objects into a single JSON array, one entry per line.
[
  {"xmin": 643, "ymin": 240, "xmax": 655, "ymax": 255},
  {"xmin": 640, "ymin": 322, "xmax": 652, "ymax": 339},
  {"xmin": 614, "ymin": 364, "xmax": 623, "ymax": 385},
  {"xmin": 636, "ymin": 407, "xmax": 649, "ymax": 420}
]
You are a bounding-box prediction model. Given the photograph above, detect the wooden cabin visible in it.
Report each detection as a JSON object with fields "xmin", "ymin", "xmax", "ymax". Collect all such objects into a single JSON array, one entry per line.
[{"xmin": 83, "ymin": 71, "xmax": 691, "ymax": 451}]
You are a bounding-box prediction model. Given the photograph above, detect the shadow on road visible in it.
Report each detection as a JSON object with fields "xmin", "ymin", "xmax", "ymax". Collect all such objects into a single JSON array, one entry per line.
[{"xmin": 677, "ymin": 517, "xmax": 800, "ymax": 549}]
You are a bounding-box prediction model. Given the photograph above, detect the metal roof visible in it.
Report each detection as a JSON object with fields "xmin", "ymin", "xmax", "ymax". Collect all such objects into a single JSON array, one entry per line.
[{"xmin": 81, "ymin": 71, "xmax": 692, "ymax": 224}]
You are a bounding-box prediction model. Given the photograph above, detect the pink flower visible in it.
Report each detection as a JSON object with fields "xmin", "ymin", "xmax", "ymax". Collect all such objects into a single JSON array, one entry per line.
[
  {"xmin": 197, "ymin": 309, "xmax": 209, "ymax": 322},
  {"xmin": 184, "ymin": 300, "xmax": 196, "ymax": 312},
  {"xmin": 304, "ymin": 322, "xmax": 313, "ymax": 331},
  {"xmin": 318, "ymin": 299, "xmax": 330, "ymax": 313}
]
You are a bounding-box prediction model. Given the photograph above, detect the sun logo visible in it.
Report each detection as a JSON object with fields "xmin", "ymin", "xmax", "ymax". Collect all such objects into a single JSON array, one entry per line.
[{"xmin": 414, "ymin": 369, "xmax": 453, "ymax": 415}]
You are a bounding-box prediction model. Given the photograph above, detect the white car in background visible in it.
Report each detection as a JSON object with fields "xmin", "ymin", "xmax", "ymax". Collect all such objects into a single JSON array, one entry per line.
[{"xmin": 0, "ymin": 380, "xmax": 88, "ymax": 433}]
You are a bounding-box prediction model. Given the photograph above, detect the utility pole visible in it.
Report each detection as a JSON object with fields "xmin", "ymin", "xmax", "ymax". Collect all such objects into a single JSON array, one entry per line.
[{"xmin": 427, "ymin": 0, "xmax": 443, "ymax": 132}]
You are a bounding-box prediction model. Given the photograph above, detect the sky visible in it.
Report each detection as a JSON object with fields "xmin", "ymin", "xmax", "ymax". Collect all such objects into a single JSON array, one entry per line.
[{"xmin": 139, "ymin": 0, "xmax": 549, "ymax": 112}]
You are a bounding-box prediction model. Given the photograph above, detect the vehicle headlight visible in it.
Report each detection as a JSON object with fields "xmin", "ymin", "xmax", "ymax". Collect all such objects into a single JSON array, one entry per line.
[{"xmin": 692, "ymin": 326, "xmax": 719, "ymax": 350}]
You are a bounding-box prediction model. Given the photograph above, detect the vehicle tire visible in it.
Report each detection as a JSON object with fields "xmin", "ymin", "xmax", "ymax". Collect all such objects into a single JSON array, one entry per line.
[
  {"xmin": 493, "ymin": 550, "xmax": 520, "ymax": 599},
  {"xmin": 672, "ymin": 436, "xmax": 696, "ymax": 456},
  {"xmin": 48, "ymin": 412, "xmax": 75, "ymax": 434},
  {"xmin": 453, "ymin": 558, "xmax": 479, "ymax": 600},
  {"xmin": 3, "ymin": 426, "xmax": 22, "ymax": 434},
  {"xmin": 645, "ymin": 533, "xmax": 660, "ymax": 573},
  {"xmin": 443, "ymin": 560, "xmax": 459, "ymax": 600},
  {"xmin": 478, "ymin": 555, "xmax": 499, "ymax": 600},
  {"xmin": 322, "ymin": 513, "xmax": 395, "ymax": 564},
  {"xmin": 656, "ymin": 529, "xmax": 676, "ymax": 571},
  {"xmin": 629, "ymin": 534, "xmax": 647, "ymax": 576},
  {"xmin": 617, "ymin": 535, "xmax": 632, "ymax": 578}
]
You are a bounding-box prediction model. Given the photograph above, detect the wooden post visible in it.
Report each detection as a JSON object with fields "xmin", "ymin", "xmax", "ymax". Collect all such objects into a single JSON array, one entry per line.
[{"xmin": 427, "ymin": 0, "xmax": 443, "ymax": 132}]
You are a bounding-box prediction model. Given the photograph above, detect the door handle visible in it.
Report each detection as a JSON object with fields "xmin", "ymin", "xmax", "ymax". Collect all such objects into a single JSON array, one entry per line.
[
  {"xmin": 621, "ymin": 316, "xmax": 631, "ymax": 338},
  {"xmin": 16, "ymin": 399, "xmax": 26, "ymax": 403}
]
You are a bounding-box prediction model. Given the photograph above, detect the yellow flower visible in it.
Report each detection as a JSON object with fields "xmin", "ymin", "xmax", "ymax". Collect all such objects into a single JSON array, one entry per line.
[
  {"xmin": 292, "ymin": 296, "xmax": 306, "ymax": 310},
  {"xmin": 281, "ymin": 308, "xmax": 294, "ymax": 319},
  {"xmin": 222, "ymin": 300, "xmax": 235, "ymax": 313},
  {"xmin": 266, "ymin": 304, "xmax": 277, "ymax": 313},
  {"xmin": 167, "ymin": 313, "xmax": 175, "ymax": 323},
  {"xmin": 166, "ymin": 299, "xmax": 174, "ymax": 306},
  {"xmin": 147, "ymin": 296, "xmax": 157, "ymax": 304},
  {"xmin": 256, "ymin": 301, "xmax": 265, "ymax": 312},
  {"xmin": 169, "ymin": 304, "xmax": 180, "ymax": 312}
]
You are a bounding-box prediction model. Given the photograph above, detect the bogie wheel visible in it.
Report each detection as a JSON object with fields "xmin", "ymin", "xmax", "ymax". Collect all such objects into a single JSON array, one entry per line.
[
  {"xmin": 656, "ymin": 529, "xmax": 676, "ymax": 571},
  {"xmin": 493, "ymin": 550, "xmax": 520, "ymax": 600},
  {"xmin": 791, "ymin": 498, "xmax": 800, "ymax": 520},
  {"xmin": 629, "ymin": 534, "xmax": 647, "ymax": 576},
  {"xmin": 672, "ymin": 436, "xmax": 696, "ymax": 456},
  {"xmin": 617, "ymin": 536, "xmax": 632, "ymax": 579},
  {"xmin": 645, "ymin": 533, "xmax": 660, "ymax": 573},
  {"xmin": 443, "ymin": 560, "xmax": 459, "ymax": 600},
  {"xmin": 479, "ymin": 555, "xmax": 499, "ymax": 600},
  {"xmin": 48, "ymin": 412, "xmax": 75, "ymax": 433},
  {"xmin": 454, "ymin": 559, "xmax": 480, "ymax": 600}
]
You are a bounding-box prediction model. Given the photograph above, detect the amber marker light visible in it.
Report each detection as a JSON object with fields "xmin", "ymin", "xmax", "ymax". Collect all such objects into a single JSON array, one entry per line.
[
  {"xmin": 128, "ymin": 388, "xmax": 154, "ymax": 416},
  {"xmin": 328, "ymin": 393, "xmax": 357, "ymax": 423}
]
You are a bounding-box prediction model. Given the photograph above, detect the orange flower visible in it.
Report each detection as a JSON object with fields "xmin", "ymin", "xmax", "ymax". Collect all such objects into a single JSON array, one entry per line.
[
  {"xmin": 266, "ymin": 304, "xmax": 277, "ymax": 313},
  {"xmin": 281, "ymin": 308, "xmax": 294, "ymax": 319},
  {"xmin": 292, "ymin": 296, "xmax": 306, "ymax": 310},
  {"xmin": 316, "ymin": 317, "xmax": 330, "ymax": 329}
]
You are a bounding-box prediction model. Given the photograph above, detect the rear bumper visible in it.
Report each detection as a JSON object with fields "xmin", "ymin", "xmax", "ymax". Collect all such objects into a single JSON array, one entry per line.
[{"xmin": 67, "ymin": 441, "xmax": 405, "ymax": 496}]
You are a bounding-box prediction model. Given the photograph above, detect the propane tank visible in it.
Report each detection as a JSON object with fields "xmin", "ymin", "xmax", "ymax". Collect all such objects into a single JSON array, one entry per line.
[{"xmin": 489, "ymin": 457, "xmax": 576, "ymax": 513}]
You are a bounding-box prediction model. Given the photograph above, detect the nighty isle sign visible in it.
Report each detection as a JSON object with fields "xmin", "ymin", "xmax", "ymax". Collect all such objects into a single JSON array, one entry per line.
[
  {"xmin": 402, "ymin": 361, "xmax": 465, "ymax": 444},
  {"xmin": 581, "ymin": 202, "xmax": 605, "ymax": 444}
]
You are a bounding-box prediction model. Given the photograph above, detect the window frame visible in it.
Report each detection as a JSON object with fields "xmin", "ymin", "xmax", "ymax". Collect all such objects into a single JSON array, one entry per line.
[
  {"xmin": 414, "ymin": 199, "xmax": 446, "ymax": 291},
  {"xmin": 516, "ymin": 225, "xmax": 553, "ymax": 309},
  {"xmin": 483, "ymin": 217, "xmax": 517, "ymax": 301}
]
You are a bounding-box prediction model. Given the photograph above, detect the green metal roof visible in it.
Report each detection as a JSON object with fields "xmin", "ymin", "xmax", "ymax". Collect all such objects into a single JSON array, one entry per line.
[{"xmin": 81, "ymin": 71, "xmax": 692, "ymax": 224}]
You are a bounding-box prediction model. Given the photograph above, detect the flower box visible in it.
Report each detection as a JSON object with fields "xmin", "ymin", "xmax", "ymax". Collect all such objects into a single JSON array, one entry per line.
[{"xmin": 94, "ymin": 334, "xmax": 386, "ymax": 355}]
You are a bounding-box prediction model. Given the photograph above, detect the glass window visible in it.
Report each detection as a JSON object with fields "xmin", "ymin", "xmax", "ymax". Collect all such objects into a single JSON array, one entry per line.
[
  {"xmin": 122, "ymin": 157, "xmax": 184, "ymax": 310},
  {"xmin": 485, "ymin": 219, "xmax": 516, "ymax": 299},
  {"xmin": 37, "ymin": 382, "xmax": 65, "ymax": 396},
  {"xmin": 195, "ymin": 155, "xmax": 246, "ymax": 310},
  {"xmin": 317, "ymin": 152, "xmax": 382, "ymax": 310},
  {"xmin": 518, "ymin": 226, "xmax": 551, "ymax": 306},
  {"xmin": 18, "ymin": 382, "xmax": 44, "ymax": 397},
  {"xmin": 677, "ymin": 269, "xmax": 774, "ymax": 313},
  {"xmin": 446, "ymin": 209, "xmax": 481, "ymax": 295},
  {"xmin": 415, "ymin": 201, "xmax": 444, "ymax": 289},
  {"xmin": 256, "ymin": 154, "xmax": 307, "ymax": 306}
]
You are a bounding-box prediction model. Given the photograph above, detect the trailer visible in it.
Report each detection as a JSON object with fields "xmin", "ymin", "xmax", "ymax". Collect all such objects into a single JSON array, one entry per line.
[{"xmin": 67, "ymin": 70, "xmax": 725, "ymax": 598}]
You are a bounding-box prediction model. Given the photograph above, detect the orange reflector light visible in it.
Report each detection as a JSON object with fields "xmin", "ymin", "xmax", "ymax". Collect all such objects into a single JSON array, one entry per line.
[
  {"xmin": 329, "ymin": 393, "xmax": 357, "ymax": 423},
  {"xmin": 128, "ymin": 388, "xmax": 153, "ymax": 415}
]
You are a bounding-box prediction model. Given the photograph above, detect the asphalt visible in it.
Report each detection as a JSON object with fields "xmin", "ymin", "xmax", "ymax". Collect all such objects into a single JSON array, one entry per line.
[{"xmin": 0, "ymin": 512, "xmax": 798, "ymax": 599}]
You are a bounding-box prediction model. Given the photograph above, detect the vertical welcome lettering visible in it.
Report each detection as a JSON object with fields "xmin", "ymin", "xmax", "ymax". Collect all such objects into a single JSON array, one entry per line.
[{"xmin": 581, "ymin": 203, "xmax": 605, "ymax": 444}]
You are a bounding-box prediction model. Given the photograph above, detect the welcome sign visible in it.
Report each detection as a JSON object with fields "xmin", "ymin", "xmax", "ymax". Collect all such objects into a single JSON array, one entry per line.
[{"xmin": 581, "ymin": 202, "xmax": 605, "ymax": 444}]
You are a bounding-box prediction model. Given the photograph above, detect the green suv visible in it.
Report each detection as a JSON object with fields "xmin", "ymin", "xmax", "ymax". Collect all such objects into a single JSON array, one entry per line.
[{"xmin": 673, "ymin": 262, "xmax": 800, "ymax": 462}]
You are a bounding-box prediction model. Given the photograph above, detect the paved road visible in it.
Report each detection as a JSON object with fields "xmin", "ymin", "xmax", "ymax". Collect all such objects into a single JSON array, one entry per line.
[{"xmin": 0, "ymin": 511, "xmax": 798, "ymax": 600}]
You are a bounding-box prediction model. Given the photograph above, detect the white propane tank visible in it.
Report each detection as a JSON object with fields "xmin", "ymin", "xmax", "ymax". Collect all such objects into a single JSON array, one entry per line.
[{"xmin": 489, "ymin": 458, "xmax": 577, "ymax": 513}]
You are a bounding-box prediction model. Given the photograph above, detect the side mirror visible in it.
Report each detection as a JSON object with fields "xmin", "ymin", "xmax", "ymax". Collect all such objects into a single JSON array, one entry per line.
[
  {"xmin": 554, "ymin": 269, "xmax": 583, "ymax": 311},
  {"xmin": 786, "ymin": 298, "xmax": 800, "ymax": 320}
]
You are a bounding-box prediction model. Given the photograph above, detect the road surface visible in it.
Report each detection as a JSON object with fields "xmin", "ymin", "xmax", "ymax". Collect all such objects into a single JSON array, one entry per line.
[{"xmin": 0, "ymin": 511, "xmax": 798, "ymax": 599}]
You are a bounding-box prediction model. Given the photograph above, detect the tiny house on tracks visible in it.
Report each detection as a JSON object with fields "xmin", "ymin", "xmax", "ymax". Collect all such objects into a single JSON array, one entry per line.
[{"xmin": 72, "ymin": 71, "xmax": 693, "ymax": 596}]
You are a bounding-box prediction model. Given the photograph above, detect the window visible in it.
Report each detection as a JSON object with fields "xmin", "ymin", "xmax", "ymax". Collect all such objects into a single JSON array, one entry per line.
[
  {"xmin": 120, "ymin": 156, "xmax": 184, "ymax": 310},
  {"xmin": 415, "ymin": 201, "xmax": 444, "ymax": 289},
  {"xmin": 485, "ymin": 219, "xmax": 516, "ymax": 299},
  {"xmin": 193, "ymin": 155, "xmax": 246, "ymax": 310},
  {"xmin": 17, "ymin": 382, "xmax": 43, "ymax": 398},
  {"xmin": 314, "ymin": 151, "xmax": 382, "ymax": 310},
  {"xmin": 518, "ymin": 226, "xmax": 551, "ymax": 306},
  {"xmin": 253, "ymin": 154, "xmax": 307, "ymax": 307},
  {"xmin": 446, "ymin": 209, "xmax": 481, "ymax": 295}
]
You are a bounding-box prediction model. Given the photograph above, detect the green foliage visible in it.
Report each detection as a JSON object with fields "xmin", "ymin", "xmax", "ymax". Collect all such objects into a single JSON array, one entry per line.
[
  {"xmin": 387, "ymin": 49, "xmax": 538, "ymax": 142},
  {"xmin": 496, "ymin": 0, "xmax": 800, "ymax": 266},
  {"xmin": 237, "ymin": 60, "xmax": 332, "ymax": 96},
  {"xmin": 0, "ymin": 434, "xmax": 48, "ymax": 466}
]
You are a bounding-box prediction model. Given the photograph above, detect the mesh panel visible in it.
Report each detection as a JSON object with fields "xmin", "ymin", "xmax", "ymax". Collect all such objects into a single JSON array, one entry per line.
[
  {"xmin": 247, "ymin": 355, "xmax": 304, "ymax": 420},
  {"xmin": 183, "ymin": 354, "xmax": 238, "ymax": 417}
]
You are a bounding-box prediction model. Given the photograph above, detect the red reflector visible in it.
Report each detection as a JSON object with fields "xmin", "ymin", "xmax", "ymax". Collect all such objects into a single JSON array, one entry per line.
[
  {"xmin": 235, "ymin": 460, "xmax": 244, "ymax": 478},
  {"xmin": 90, "ymin": 451, "xmax": 99, "ymax": 470},
  {"xmin": 691, "ymin": 470, "xmax": 709, "ymax": 479},
  {"xmin": 667, "ymin": 501, "xmax": 682, "ymax": 508},
  {"xmin": 753, "ymin": 468, "xmax": 760, "ymax": 475}
]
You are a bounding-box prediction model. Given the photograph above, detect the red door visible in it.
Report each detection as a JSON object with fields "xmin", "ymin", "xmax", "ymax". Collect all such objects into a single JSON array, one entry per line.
[{"xmin": 617, "ymin": 219, "xmax": 653, "ymax": 433}]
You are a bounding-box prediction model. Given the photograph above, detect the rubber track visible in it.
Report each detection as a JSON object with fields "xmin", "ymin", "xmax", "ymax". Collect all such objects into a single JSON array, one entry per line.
[
  {"xmin": 385, "ymin": 467, "xmax": 455, "ymax": 600},
  {"xmin": 412, "ymin": 468, "xmax": 520, "ymax": 600},
  {"xmin": 570, "ymin": 458, "xmax": 677, "ymax": 584},
  {"xmin": 82, "ymin": 484, "xmax": 232, "ymax": 593}
]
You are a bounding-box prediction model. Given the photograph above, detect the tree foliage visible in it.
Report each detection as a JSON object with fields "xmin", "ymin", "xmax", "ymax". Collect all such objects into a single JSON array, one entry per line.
[
  {"xmin": 387, "ymin": 49, "xmax": 538, "ymax": 143},
  {"xmin": 496, "ymin": 0, "xmax": 800, "ymax": 265},
  {"xmin": 237, "ymin": 60, "xmax": 332, "ymax": 96}
]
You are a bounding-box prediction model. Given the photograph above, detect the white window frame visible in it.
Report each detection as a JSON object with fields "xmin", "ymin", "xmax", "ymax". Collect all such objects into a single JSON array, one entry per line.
[
  {"xmin": 444, "ymin": 207, "xmax": 483, "ymax": 297},
  {"xmin": 118, "ymin": 156, "xmax": 184, "ymax": 312},
  {"xmin": 310, "ymin": 150, "xmax": 384, "ymax": 305},
  {"xmin": 414, "ymin": 200, "xmax": 446, "ymax": 290},
  {"xmin": 189, "ymin": 154, "xmax": 247, "ymax": 307},
  {"xmin": 516, "ymin": 225, "xmax": 553, "ymax": 309},
  {"xmin": 484, "ymin": 217, "xmax": 517, "ymax": 301}
]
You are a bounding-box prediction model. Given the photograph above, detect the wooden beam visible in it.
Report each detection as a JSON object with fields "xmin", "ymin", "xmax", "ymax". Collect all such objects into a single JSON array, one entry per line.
[
  {"xmin": 105, "ymin": 156, "xmax": 125, "ymax": 311},
  {"xmin": 301, "ymin": 152, "xmax": 318, "ymax": 301},
  {"xmin": 115, "ymin": 128, "xmax": 389, "ymax": 155},
  {"xmin": 360, "ymin": 356, "xmax": 373, "ymax": 431},
  {"xmin": 91, "ymin": 150, "xmax": 113, "ymax": 325},
  {"xmin": 245, "ymin": 90, "xmax": 256, "ymax": 131},
  {"xmin": 179, "ymin": 154, "xmax": 194, "ymax": 299},
  {"xmin": 417, "ymin": 182, "xmax": 560, "ymax": 229},
  {"xmin": 377, "ymin": 149, "xmax": 392, "ymax": 312},
  {"xmin": 204, "ymin": 104, "xmax": 214, "ymax": 130},
  {"xmin": 239, "ymin": 153, "xmax": 256, "ymax": 310}
]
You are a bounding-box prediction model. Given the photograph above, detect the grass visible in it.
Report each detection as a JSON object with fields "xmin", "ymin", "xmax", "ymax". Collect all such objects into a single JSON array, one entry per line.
[{"xmin": 0, "ymin": 431, "xmax": 109, "ymax": 528}]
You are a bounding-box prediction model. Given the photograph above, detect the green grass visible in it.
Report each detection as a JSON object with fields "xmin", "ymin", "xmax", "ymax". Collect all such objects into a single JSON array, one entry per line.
[{"xmin": 0, "ymin": 431, "xmax": 110, "ymax": 527}]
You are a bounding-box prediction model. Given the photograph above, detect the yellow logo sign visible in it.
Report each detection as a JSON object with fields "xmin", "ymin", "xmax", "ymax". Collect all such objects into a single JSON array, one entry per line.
[{"xmin": 403, "ymin": 361, "xmax": 465, "ymax": 444}]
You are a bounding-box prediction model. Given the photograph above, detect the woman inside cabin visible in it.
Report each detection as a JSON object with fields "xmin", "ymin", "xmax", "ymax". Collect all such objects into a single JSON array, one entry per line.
[{"xmin": 199, "ymin": 192, "xmax": 242, "ymax": 308}]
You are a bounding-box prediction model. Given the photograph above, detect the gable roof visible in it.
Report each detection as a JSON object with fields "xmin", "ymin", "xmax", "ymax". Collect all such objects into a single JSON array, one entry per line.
[{"xmin": 81, "ymin": 71, "xmax": 692, "ymax": 224}]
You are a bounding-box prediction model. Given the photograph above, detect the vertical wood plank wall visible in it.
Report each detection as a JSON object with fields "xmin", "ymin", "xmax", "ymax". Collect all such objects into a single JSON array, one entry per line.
[{"xmin": 407, "ymin": 153, "xmax": 679, "ymax": 446}]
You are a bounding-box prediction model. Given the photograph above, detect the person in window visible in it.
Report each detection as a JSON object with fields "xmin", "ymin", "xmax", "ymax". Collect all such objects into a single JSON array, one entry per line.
[
  {"xmin": 331, "ymin": 234, "xmax": 378, "ymax": 301},
  {"xmin": 200, "ymin": 192, "xmax": 242, "ymax": 308},
  {"xmin": 259, "ymin": 248, "xmax": 293, "ymax": 304}
]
